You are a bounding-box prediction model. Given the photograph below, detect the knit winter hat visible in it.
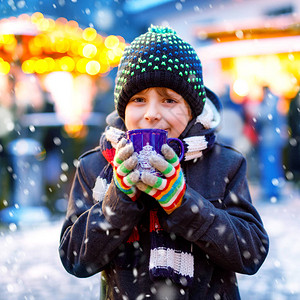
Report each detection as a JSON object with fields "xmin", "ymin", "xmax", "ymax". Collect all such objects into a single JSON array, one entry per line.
[{"xmin": 114, "ymin": 25, "xmax": 207, "ymax": 120}]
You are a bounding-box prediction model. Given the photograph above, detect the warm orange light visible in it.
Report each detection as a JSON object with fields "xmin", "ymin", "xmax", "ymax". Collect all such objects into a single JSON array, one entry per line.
[
  {"xmin": 105, "ymin": 35, "xmax": 119, "ymax": 49},
  {"xmin": 113, "ymin": 47, "xmax": 124, "ymax": 58},
  {"xmin": 31, "ymin": 12, "xmax": 44, "ymax": 24},
  {"xmin": 1, "ymin": 35, "xmax": 17, "ymax": 54},
  {"xmin": 64, "ymin": 123, "xmax": 87, "ymax": 138},
  {"xmin": 35, "ymin": 59, "xmax": 48, "ymax": 74},
  {"xmin": 82, "ymin": 27, "xmax": 97, "ymax": 42},
  {"xmin": 277, "ymin": 98, "xmax": 290, "ymax": 115},
  {"xmin": 107, "ymin": 50, "xmax": 115, "ymax": 62},
  {"xmin": 233, "ymin": 79, "xmax": 249, "ymax": 97},
  {"xmin": 99, "ymin": 63, "xmax": 110, "ymax": 74},
  {"xmin": 3, "ymin": 41, "xmax": 17, "ymax": 53},
  {"xmin": 0, "ymin": 61, "xmax": 10, "ymax": 74},
  {"xmin": 98, "ymin": 48, "xmax": 109, "ymax": 62},
  {"xmin": 82, "ymin": 43, "xmax": 97, "ymax": 59},
  {"xmin": 0, "ymin": 14, "xmax": 127, "ymax": 76},
  {"xmin": 0, "ymin": 34, "xmax": 16, "ymax": 45},
  {"xmin": 47, "ymin": 18, "xmax": 56, "ymax": 31},
  {"xmin": 54, "ymin": 38, "xmax": 70, "ymax": 53},
  {"xmin": 44, "ymin": 57, "xmax": 56, "ymax": 71},
  {"xmin": 86, "ymin": 60, "xmax": 100, "ymax": 75},
  {"xmin": 69, "ymin": 41, "xmax": 79, "ymax": 56},
  {"xmin": 22, "ymin": 59, "xmax": 35, "ymax": 73},
  {"xmin": 37, "ymin": 18, "xmax": 51, "ymax": 31},
  {"xmin": 222, "ymin": 52, "xmax": 300, "ymax": 103},
  {"xmin": 65, "ymin": 20, "xmax": 79, "ymax": 35},
  {"xmin": 31, "ymin": 34, "xmax": 46, "ymax": 48},
  {"xmin": 59, "ymin": 56, "xmax": 75, "ymax": 72},
  {"xmin": 28, "ymin": 38, "xmax": 43, "ymax": 56},
  {"xmin": 76, "ymin": 58, "xmax": 89, "ymax": 73},
  {"xmin": 56, "ymin": 17, "xmax": 68, "ymax": 25},
  {"xmin": 94, "ymin": 34, "xmax": 104, "ymax": 46},
  {"xmin": 117, "ymin": 35, "xmax": 125, "ymax": 44}
]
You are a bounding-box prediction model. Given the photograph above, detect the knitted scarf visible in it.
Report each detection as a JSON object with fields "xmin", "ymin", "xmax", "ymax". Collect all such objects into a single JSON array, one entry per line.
[
  {"xmin": 93, "ymin": 119, "xmax": 215, "ymax": 287},
  {"xmin": 91, "ymin": 98, "xmax": 218, "ymax": 287}
]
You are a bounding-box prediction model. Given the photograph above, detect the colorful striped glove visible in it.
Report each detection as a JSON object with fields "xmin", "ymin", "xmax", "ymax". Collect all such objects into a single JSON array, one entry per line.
[
  {"xmin": 113, "ymin": 138, "xmax": 140, "ymax": 201},
  {"xmin": 136, "ymin": 144, "xmax": 186, "ymax": 214}
]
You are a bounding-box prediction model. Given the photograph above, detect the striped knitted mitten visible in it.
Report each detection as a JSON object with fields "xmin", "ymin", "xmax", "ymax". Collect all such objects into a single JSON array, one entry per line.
[
  {"xmin": 113, "ymin": 138, "xmax": 140, "ymax": 201},
  {"xmin": 137, "ymin": 144, "xmax": 186, "ymax": 214}
]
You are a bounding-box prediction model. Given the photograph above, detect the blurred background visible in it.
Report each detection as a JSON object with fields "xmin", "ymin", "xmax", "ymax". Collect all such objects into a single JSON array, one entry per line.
[{"xmin": 0, "ymin": 0, "xmax": 300, "ymax": 299}]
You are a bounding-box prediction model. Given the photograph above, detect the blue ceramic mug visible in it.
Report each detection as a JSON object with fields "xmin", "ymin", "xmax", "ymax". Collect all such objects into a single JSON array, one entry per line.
[{"xmin": 126, "ymin": 128, "xmax": 184, "ymax": 175}]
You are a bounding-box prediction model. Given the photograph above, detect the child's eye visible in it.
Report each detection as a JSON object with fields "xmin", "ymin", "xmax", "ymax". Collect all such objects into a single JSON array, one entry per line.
[
  {"xmin": 131, "ymin": 97, "xmax": 145, "ymax": 103},
  {"xmin": 164, "ymin": 99, "xmax": 176, "ymax": 104}
]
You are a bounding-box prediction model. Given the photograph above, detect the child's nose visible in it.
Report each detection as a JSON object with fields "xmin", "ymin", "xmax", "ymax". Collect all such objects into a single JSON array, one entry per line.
[{"xmin": 144, "ymin": 102, "xmax": 161, "ymax": 121}]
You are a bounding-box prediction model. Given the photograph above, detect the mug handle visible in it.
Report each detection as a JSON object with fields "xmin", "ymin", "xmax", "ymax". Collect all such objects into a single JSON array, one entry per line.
[{"xmin": 166, "ymin": 138, "xmax": 185, "ymax": 161}]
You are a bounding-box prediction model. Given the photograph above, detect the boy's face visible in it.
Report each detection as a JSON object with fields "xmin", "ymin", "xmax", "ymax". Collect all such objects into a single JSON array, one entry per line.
[{"xmin": 125, "ymin": 87, "xmax": 192, "ymax": 138}]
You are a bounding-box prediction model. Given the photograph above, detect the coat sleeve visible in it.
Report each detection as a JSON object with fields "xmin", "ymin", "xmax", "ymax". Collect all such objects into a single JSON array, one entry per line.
[
  {"xmin": 59, "ymin": 152, "xmax": 145, "ymax": 278},
  {"xmin": 160, "ymin": 155, "xmax": 269, "ymax": 275}
]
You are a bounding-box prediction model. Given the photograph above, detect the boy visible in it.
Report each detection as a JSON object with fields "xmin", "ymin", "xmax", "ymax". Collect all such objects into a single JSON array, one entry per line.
[{"xmin": 59, "ymin": 25, "xmax": 269, "ymax": 299}]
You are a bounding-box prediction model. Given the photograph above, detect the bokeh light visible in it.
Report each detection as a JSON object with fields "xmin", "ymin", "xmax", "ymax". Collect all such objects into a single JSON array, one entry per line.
[
  {"xmin": 0, "ymin": 13, "xmax": 127, "ymax": 76},
  {"xmin": 86, "ymin": 60, "xmax": 100, "ymax": 75},
  {"xmin": 0, "ymin": 60, "xmax": 10, "ymax": 74}
]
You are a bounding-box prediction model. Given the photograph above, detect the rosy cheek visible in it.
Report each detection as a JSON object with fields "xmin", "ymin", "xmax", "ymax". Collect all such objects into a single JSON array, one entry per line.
[{"xmin": 125, "ymin": 108, "xmax": 140, "ymax": 130}]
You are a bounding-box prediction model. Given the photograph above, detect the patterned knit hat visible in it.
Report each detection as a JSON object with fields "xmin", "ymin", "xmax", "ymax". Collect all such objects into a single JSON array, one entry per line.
[{"xmin": 114, "ymin": 25, "xmax": 207, "ymax": 120}]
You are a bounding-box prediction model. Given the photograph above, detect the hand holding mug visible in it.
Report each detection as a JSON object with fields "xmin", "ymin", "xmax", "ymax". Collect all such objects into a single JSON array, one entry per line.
[
  {"xmin": 126, "ymin": 128, "xmax": 184, "ymax": 177},
  {"xmin": 136, "ymin": 143, "xmax": 186, "ymax": 214},
  {"xmin": 112, "ymin": 138, "xmax": 140, "ymax": 201}
]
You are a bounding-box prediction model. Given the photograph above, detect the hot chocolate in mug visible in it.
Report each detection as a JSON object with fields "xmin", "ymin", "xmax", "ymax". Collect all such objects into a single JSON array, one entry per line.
[{"xmin": 126, "ymin": 128, "xmax": 184, "ymax": 176}]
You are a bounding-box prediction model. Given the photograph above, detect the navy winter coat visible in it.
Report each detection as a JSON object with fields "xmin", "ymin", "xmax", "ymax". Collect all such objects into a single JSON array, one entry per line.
[{"xmin": 59, "ymin": 103, "xmax": 269, "ymax": 299}]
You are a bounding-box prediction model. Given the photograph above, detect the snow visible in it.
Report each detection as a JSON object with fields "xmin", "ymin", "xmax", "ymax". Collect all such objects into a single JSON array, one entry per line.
[
  {"xmin": 0, "ymin": 183, "xmax": 300, "ymax": 299},
  {"xmin": 0, "ymin": 221, "xmax": 100, "ymax": 300},
  {"xmin": 238, "ymin": 183, "xmax": 300, "ymax": 299}
]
